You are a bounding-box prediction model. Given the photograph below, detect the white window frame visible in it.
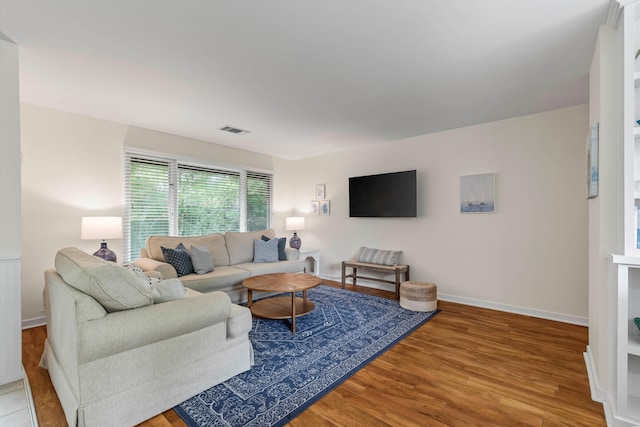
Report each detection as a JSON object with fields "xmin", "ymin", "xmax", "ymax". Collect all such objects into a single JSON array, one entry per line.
[{"xmin": 123, "ymin": 149, "xmax": 272, "ymax": 262}]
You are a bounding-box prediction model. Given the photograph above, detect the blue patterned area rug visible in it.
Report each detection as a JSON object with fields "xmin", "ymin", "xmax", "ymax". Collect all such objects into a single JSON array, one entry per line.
[{"xmin": 175, "ymin": 284, "xmax": 439, "ymax": 427}]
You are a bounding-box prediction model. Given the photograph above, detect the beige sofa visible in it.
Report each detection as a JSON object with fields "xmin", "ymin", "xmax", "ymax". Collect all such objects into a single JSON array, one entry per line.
[
  {"xmin": 41, "ymin": 247, "xmax": 254, "ymax": 427},
  {"xmin": 134, "ymin": 228, "xmax": 305, "ymax": 299}
]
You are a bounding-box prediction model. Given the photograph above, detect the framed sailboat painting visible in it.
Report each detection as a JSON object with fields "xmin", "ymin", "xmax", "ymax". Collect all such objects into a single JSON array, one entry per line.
[{"xmin": 460, "ymin": 173, "xmax": 496, "ymax": 213}]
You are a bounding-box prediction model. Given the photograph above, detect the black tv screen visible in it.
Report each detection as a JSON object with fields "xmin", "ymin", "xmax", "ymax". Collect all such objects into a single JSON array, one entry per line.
[{"xmin": 349, "ymin": 170, "xmax": 417, "ymax": 217}]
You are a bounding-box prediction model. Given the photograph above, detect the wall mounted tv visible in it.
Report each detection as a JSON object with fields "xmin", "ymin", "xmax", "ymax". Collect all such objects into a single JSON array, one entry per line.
[{"xmin": 349, "ymin": 170, "xmax": 417, "ymax": 218}]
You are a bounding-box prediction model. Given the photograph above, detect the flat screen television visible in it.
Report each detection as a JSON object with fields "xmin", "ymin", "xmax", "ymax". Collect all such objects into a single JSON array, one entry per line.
[{"xmin": 349, "ymin": 170, "xmax": 417, "ymax": 217}]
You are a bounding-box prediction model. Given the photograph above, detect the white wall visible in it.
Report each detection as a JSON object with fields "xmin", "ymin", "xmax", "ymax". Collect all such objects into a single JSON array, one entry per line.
[
  {"xmin": 275, "ymin": 105, "xmax": 589, "ymax": 324},
  {"xmin": 20, "ymin": 103, "xmax": 589, "ymax": 326},
  {"xmin": 122, "ymin": 126, "xmax": 274, "ymax": 172},
  {"xmin": 20, "ymin": 105, "xmax": 128, "ymax": 324},
  {"xmin": 587, "ymin": 24, "xmax": 624, "ymax": 406},
  {"xmin": 0, "ymin": 34, "xmax": 24, "ymax": 385},
  {"xmin": 20, "ymin": 104, "xmax": 275, "ymax": 324}
]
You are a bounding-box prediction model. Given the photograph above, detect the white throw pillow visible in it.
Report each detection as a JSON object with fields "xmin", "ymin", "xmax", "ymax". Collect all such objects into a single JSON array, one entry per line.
[{"xmin": 150, "ymin": 278, "xmax": 187, "ymax": 303}]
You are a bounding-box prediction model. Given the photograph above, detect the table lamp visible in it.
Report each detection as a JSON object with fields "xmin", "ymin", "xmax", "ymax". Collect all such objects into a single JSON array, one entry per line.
[
  {"xmin": 81, "ymin": 216, "xmax": 123, "ymax": 262},
  {"xmin": 285, "ymin": 216, "xmax": 305, "ymax": 249}
]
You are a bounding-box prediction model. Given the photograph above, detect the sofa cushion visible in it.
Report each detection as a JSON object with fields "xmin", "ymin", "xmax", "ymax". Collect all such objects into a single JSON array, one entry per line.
[
  {"xmin": 262, "ymin": 235, "xmax": 287, "ymax": 260},
  {"xmin": 178, "ymin": 266, "xmax": 251, "ymax": 294},
  {"xmin": 146, "ymin": 234, "xmax": 230, "ymax": 267},
  {"xmin": 234, "ymin": 259, "xmax": 306, "ymax": 276},
  {"xmin": 190, "ymin": 245, "xmax": 215, "ymax": 274},
  {"xmin": 226, "ymin": 229, "xmax": 275, "ymax": 265},
  {"xmin": 55, "ymin": 247, "xmax": 153, "ymax": 312},
  {"xmin": 161, "ymin": 244, "xmax": 194, "ymax": 276},
  {"xmin": 253, "ymin": 238, "xmax": 279, "ymax": 263}
]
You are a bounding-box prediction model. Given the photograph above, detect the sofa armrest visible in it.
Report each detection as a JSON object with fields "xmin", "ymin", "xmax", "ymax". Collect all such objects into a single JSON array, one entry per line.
[
  {"xmin": 78, "ymin": 291, "xmax": 232, "ymax": 363},
  {"xmin": 144, "ymin": 270, "xmax": 163, "ymax": 279},
  {"xmin": 134, "ymin": 257, "xmax": 178, "ymax": 279},
  {"xmin": 285, "ymin": 248, "xmax": 300, "ymax": 261}
]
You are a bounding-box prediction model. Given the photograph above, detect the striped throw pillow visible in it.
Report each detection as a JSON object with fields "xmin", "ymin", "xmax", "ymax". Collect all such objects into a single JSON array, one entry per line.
[{"xmin": 356, "ymin": 246, "xmax": 401, "ymax": 266}]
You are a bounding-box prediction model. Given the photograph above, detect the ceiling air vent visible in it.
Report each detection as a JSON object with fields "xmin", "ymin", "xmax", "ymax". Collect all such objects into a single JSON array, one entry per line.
[{"xmin": 219, "ymin": 125, "xmax": 251, "ymax": 135}]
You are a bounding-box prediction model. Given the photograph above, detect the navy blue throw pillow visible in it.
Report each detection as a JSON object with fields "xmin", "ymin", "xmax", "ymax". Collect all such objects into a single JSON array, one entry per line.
[{"xmin": 161, "ymin": 243, "xmax": 194, "ymax": 277}]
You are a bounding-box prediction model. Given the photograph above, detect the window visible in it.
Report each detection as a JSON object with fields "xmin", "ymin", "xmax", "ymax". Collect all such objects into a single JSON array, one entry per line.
[
  {"xmin": 124, "ymin": 157, "xmax": 171, "ymax": 261},
  {"xmin": 177, "ymin": 165, "xmax": 241, "ymax": 236},
  {"xmin": 123, "ymin": 153, "xmax": 272, "ymax": 262},
  {"xmin": 247, "ymin": 171, "xmax": 272, "ymax": 231}
]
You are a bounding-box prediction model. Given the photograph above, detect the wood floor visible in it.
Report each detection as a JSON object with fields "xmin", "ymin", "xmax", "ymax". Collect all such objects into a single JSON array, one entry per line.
[{"xmin": 23, "ymin": 281, "xmax": 606, "ymax": 426}]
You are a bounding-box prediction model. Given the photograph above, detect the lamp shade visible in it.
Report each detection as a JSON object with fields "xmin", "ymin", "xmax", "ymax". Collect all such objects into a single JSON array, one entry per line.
[
  {"xmin": 285, "ymin": 217, "xmax": 305, "ymax": 231},
  {"xmin": 81, "ymin": 217, "xmax": 123, "ymax": 240}
]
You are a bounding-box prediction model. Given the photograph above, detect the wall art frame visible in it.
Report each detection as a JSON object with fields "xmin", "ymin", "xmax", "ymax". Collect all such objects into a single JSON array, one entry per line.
[
  {"xmin": 460, "ymin": 173, "xmax": 496, "ymax": 214},
  {"xmin": 310, "ymin": 200, "xmax": 320, "ymax": 215},
  {"xmin": 315, "ymin": 184, "xmax": 325, "ymax": 199},
  {"xmin": 320, "ymin": 200, "xmax": 330, "ymax": 216}
]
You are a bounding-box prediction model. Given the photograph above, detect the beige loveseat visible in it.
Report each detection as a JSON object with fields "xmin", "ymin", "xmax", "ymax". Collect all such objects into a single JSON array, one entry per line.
[
  {"xmin": 41, "ymin": 247, "xmax": 254, "ymax": 427},
  {"xmin": 134, "ymin": 228, "xmax": 305, "ymax": 299}
]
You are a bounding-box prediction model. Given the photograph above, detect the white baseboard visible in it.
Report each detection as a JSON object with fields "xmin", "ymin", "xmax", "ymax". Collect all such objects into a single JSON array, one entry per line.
[
  {"xmin": 325, "ymin": 274, "xmax": 588, "ymax": 326},
  {"xmin": 22, "ymin": 317, "xmax": 46, "ymax": 330},
  {"xmin": 438, "ymin": 293, "xmax": 588, "ymax": 326},
  {"xmin": 584, "ymin": 347, "xmax": 613, "ymax": 425}
]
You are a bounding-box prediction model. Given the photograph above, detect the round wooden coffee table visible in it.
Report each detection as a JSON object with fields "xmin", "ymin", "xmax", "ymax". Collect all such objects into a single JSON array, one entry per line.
[{"xmin": 243, "ymin": 272, "xmax": 321, "ymax": 333}]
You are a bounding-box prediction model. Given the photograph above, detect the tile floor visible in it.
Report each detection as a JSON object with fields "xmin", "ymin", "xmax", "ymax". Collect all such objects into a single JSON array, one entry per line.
[{"xmin": 0, "ymin": 377, "xmax": 37, "ymax": 427}]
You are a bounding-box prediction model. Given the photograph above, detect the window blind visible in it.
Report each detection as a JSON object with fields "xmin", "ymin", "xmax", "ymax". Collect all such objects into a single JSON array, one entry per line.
[
  {"xmin": 123, "ymin": 152, "xmax": 272, "ymax": 262},
  {"xmin": 177, "ymin": 165, "xmax": 241, "ymax": 235},
  {"xmin": 123, "ymin": 156, "xmax": 171, "ymax": 262},
  {"xmin": 247, "ymin": 171, "xmax": 272, "ymax": 231}
]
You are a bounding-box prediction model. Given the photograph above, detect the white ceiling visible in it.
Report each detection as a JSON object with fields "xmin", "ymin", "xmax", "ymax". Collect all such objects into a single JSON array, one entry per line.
[{"xmin": 0, "ymin": 0, "xmax": 610, "ymax": 160}]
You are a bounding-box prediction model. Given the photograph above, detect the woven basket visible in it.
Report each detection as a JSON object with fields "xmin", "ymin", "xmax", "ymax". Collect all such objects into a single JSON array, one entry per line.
[{"xmin": 399, "ymin": 281, "xmax": 437, "ymax": 312}]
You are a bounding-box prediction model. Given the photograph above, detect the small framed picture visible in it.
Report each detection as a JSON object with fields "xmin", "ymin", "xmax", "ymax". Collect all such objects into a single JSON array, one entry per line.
[
  {"xmin": 310, "ymin": 200, "xmax": 320, "ymax": 215},
  {"xmin": 316, "ymin": 184, "xmax": 326, "ymax": 199},
  {"xmin": 320, "ymin": 200, "xmax": 330, "ymax": 216}
]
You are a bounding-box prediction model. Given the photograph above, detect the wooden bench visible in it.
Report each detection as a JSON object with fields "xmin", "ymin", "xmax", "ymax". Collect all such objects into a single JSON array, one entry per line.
[{"xmin": 341, "ymin": 260, "xmax": 410, "ymax": 300}]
